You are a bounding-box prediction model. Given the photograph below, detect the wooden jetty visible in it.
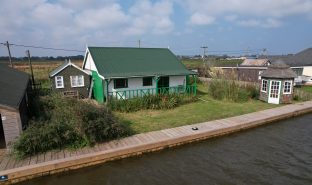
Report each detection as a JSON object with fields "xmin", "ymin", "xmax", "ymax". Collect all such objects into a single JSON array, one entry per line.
[{"xmin": 0, "ymin": 101, "xmax": 312, "ymax": 184}]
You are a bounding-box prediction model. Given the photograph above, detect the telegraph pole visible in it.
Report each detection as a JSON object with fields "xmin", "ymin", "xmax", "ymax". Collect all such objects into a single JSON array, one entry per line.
[
  {"xmin": 138, "ymin": 39, "xmax": 141, "ymax": 48},
  {"xmin": 5, "ymin": 41, "xmax": 13, "ymax": 67},
  {"xmin": 201, "ymin": 46, "xmax": 208, "ymax": 62},
  {"xmin": 26, "ymin": 50, "xmax": 35, "ymax": 87},
  {"xmin": 201, "ymin": 46, "xmax": 208, "ymax": 76},
  {"xmin": 262, "ymin": 48, "xmax": 267, "ymax": 58}
]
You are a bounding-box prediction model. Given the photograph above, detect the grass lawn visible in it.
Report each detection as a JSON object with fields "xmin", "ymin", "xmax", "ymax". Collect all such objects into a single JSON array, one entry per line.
[
  {"xmin": 116, "ymin": 83, "xmax": 279, "ymax": 133},
  {"xmin": 300, "ymin": 86, "xmax": 312, "ymax": 93}
]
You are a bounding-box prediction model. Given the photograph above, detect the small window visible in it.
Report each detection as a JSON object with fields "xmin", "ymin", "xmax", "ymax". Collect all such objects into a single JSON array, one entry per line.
[
  {"xmin": 143, "ymin": 77, "xmax": 153, "ymax": 86},
  {"xmin": 114, "ymin": 79, "xmax": 128, "ymax": 89},
  {"xmin": 283, "ymin": 81, "xmax": 292, "ymax": 94},
  {"xmin": 55, "ymin": 76, "xmax": 64, "ymax": 88},
  {"xmin": 261, "ymin": 79, "xmax": 268, "ymax": 92},
  {"xmin": 70, "ymin": 75, "xmax": 84, "ymax": 87}
]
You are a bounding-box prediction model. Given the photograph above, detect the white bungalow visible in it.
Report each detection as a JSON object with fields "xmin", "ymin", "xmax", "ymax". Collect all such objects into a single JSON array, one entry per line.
[{"xmin": 82, "ymin": 47, "xmax": 197, "ymax": 102}]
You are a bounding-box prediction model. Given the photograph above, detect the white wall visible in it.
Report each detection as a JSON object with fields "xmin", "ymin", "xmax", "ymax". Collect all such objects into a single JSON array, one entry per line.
[
  {"xmin": 83, "ymin": 52, "xmax": 98, "ymax": 72},
  {"xmin": 108, "ymin": 76, "xmax": 186, "ymax": 99},
  {"xmin": 170, "ymin": 76, "xmax": 186, "ymax": 86},
  {"xmin": 303, "ymin": 66, "xmax": 312, "ymax": 76}
]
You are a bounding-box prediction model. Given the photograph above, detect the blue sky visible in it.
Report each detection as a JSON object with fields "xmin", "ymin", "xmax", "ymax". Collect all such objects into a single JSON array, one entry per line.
[{"xmin": 0, "ymin": 0, "xmax": 312, "ymax": 57}]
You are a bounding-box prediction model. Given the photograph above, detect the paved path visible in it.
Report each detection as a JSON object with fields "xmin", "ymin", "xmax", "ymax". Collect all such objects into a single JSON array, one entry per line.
[{"xmin": 0, "ymin": 101, "xmax": 312, "ymax": 184}]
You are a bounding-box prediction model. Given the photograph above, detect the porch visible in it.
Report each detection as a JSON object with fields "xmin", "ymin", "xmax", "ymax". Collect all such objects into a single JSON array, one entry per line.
[{"xmin": 108, "ymin": 84, "xmax": 197, "ymax": 100}]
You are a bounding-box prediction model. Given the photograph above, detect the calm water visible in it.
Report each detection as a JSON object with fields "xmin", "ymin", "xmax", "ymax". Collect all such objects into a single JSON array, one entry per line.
[{"xmin": 19, "ymin": 114, "xmax": 312, "ymax": 185}]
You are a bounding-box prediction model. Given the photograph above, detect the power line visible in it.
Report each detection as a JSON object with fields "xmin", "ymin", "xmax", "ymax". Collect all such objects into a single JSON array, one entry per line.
[{"xmin": 0, "ymin": 42, "xmax": 84, "ymax": 52}]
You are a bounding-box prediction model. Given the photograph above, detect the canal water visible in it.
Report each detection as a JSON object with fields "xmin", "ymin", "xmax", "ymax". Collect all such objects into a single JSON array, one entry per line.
[{"xmin": 19, "ymin": 114, "xmax": 312, "ymax": 185}]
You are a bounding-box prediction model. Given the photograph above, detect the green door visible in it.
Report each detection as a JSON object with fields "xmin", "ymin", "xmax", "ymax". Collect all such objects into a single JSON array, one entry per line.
[
  {"xmin": 92, "ymin": 71, "xmax": 105, "ymax": 103},
  {"xmin": 158, "ymin": 76, "xmax": 169, "ymax": 94}
]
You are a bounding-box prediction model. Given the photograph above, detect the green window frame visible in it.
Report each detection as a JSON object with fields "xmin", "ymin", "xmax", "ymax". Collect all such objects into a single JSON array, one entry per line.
[
  {"xmin": 114, "ymin": 78, "xmax": 128, "ymax": 89},
  {"xmin": 143, "ymin": 77, "xmax": 153, "ymax": 86}
]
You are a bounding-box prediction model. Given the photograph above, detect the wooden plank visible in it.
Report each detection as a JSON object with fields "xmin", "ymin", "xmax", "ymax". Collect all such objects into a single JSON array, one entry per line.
[
  {"xmin": 44, "ymin": 151, "xmax": 53, "ymax": 162},
  {"xmin": 18, "ymin": 157, "xmax": 31, "ymax": 168},
  {"xmin": 28, "ymin": 155, "xmax": 38, "ymax": 165},
  {"xmin": 5, "ymin": 158, "xmax": 17, "ymax": 170},
  {"xmin": 0, "ymin": 156, "xmax": 10, "ymax": 170},
  {"xmin": 56, "ymin": 151, "xmax": 65, "ymax": 159},
  {"xmin": 64, "ymin": 150, "xmax": 71, "ymax": 158},
  {"xmin": 36, "ymin": 153, "xmax": 45, "ymax": 163}
]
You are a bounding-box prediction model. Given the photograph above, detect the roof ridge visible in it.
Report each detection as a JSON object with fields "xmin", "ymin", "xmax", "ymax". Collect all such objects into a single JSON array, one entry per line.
[{"xmin": 88, "ymin": 46, "xmax": 169, "ymax": 50}]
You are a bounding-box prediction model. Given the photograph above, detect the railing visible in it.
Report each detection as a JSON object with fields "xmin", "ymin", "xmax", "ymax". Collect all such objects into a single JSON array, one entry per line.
[{"xmin": 108, "ymin": 85, "xmax": 197, "ymax": 100}]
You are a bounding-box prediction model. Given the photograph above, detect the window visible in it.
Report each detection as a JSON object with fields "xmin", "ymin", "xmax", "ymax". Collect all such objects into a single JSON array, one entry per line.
[
  {"xmin": 70, "ymin": 75, "xmax": 84, "ymax": 87},
  {"xmin": 283, "ymin": 81, "xmax": 292, "ymax": 94},
  {"xmin": 55, "ymin": 76, "xmax": 64, "ymax": 88},
  {"xmin": 261, "ymin": 79, "xmax": 268, "ymax": 92},
  {"xmin": 143, "ymin": 77, "xmax": 153, "ymax": 86},
  {"xmin": 114, "ymin": 79, "xmax": 128, "ymax": 89},
  {"xmin": 258, "ymin": 71, "xmax": 263, "ymax": 80}
]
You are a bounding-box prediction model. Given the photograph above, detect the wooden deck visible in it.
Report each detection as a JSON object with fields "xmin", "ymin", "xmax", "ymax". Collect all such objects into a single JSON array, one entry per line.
[{"xmin": 0, "ymin": 101, "xmax": 312, "ymax": 184}]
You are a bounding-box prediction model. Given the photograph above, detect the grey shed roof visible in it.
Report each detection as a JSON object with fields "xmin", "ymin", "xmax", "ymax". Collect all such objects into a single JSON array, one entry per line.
[
  {"xmin": 49, "ymin": 60, "xmax": 90, "ymax": 77},
  {"xmin": 0, "ymin": 64, "xmax": 30, "ymax": 109},
  {"xmin": 261, "ymin": 61, "xmax": 297, "ymax": 79}
]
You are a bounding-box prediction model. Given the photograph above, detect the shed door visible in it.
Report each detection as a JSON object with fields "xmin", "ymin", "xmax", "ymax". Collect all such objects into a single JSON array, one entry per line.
[
  {"xmin": 0, "ymin": 114, "xmax": 6, "ymax": 148},
  {"xmin": 268, "ymin": 80, "xmax": 281, "ymax": 104}
]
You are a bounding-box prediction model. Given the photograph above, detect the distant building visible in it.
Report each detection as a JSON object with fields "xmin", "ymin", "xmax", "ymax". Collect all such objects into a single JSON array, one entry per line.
[
  {"xmin": 241, "ymin": 59, "xmax": 271, "ymax": 66},
  {"xmin": 0, "ymin": 65, "xmax": 31, "ymax": 148}
]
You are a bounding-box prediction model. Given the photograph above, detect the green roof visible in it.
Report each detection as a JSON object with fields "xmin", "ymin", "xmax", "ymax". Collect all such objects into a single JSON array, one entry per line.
[{"xmin": 87, "ymin": 47, "xmax": 196, "ymax": 78}]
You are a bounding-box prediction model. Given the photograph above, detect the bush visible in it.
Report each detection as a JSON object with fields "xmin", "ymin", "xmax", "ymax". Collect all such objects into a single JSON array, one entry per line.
[
  {"xmin": 109, "ymin": 94, "xmax": 196, "ymax": 112},
  {"xmin": 13, "ymin": 94, "xmax": 133, "ymax": 158},
  {"xmin": 208, "ymin": 68, "xmax": 259, "ymax": 102},
  {"xmin": 293, "ymin": 88, "xmax": 312, "ymax": 101}
]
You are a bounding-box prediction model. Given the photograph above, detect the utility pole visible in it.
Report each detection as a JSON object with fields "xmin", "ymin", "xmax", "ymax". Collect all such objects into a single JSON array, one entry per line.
[
  {"xmin": 201, "ymin": 46, "xmax": 208, "ymax": 77},
  {"xmin": 262, "ymin": 48, "xmax": 267, "ymax": 58},
  {"xmin": 26, "ymin": 50, "xmax": 35, "ymax": 87},
  {"xmin": 5, "ymin": 41, "xmax": 13, "ymax": 67},
  {"xmin": 138, "ymin": 39, "xmax": 141, "ymax": 48},
  {"xmin": 201, "ymin": 46, "xmax": 208, "ymax": 64}
]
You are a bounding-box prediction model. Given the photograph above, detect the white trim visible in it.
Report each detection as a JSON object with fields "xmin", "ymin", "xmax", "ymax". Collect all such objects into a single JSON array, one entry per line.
[
  {"xmin": 261, "ymin": 79, "xmax": 268, "ymax": 92},
  {"xmin": 283, "ymin": 80, "xmax": 292, "ymax": 94},
  {"xmin": 70, "ymin": 75, "xmax": 85, "ymax": 87},
  {"xmin": 55, "ymin": 76, "xmax": 64, "ymax": 88},
  {"xmin": 82, "ymin": 48, "xmax": 99, "ymax": 73},
  {"xmin": 50, "ymin": 61, "xmax": 90, "ymax": 77}
]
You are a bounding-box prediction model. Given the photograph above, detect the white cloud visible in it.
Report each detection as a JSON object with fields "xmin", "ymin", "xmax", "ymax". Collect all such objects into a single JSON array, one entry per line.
[
  {"xmin": 181, "ymin": 0, "xmax": 312, "ymax": 28},
  {"xmin": 0, "ymin": 0, "xmax": 175, "ymax": 56},
  {"xmin": 189, "ymin": 13, "xmax": 215, "ymax": 25},
  {"xmin": 125, "ymin": 0, "xmax": 174, "ymax": 35}
]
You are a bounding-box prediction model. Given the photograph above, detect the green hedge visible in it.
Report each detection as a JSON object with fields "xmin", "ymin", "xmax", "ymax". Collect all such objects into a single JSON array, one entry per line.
[
  {"xmin": 109, "ymin": 94, "xmax": 197, "ymax": 112},
  {"xmin": 13, "ymin": 94, "xmax": 133, "ymax": 158}
]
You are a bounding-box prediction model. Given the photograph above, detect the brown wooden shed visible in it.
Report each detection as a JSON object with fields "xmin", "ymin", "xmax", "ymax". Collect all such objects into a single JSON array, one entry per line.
[
  {"xmin": 259, "ymin": 62, "xmax": 297, "ymax": 104},
  {"xmin": 0, "ymin": 65, "xmax": 31, "ymax": 148}
]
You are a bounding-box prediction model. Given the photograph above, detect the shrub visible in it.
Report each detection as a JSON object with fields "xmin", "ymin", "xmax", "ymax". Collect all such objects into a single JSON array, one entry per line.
[
  {"xmin": 293, "ymin": 88, "xmax": 312, "ymax": 101},
  {"xmin": 13, "ymin": 94, "xmax": 132, "ymax": 158},
  {"xmin": 207, "ymin": 68, "xmax": 259, "ymax": 102},
  {"xmin": 109, "ymin": 94, "xmax": 196, "ymax": 112}
]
